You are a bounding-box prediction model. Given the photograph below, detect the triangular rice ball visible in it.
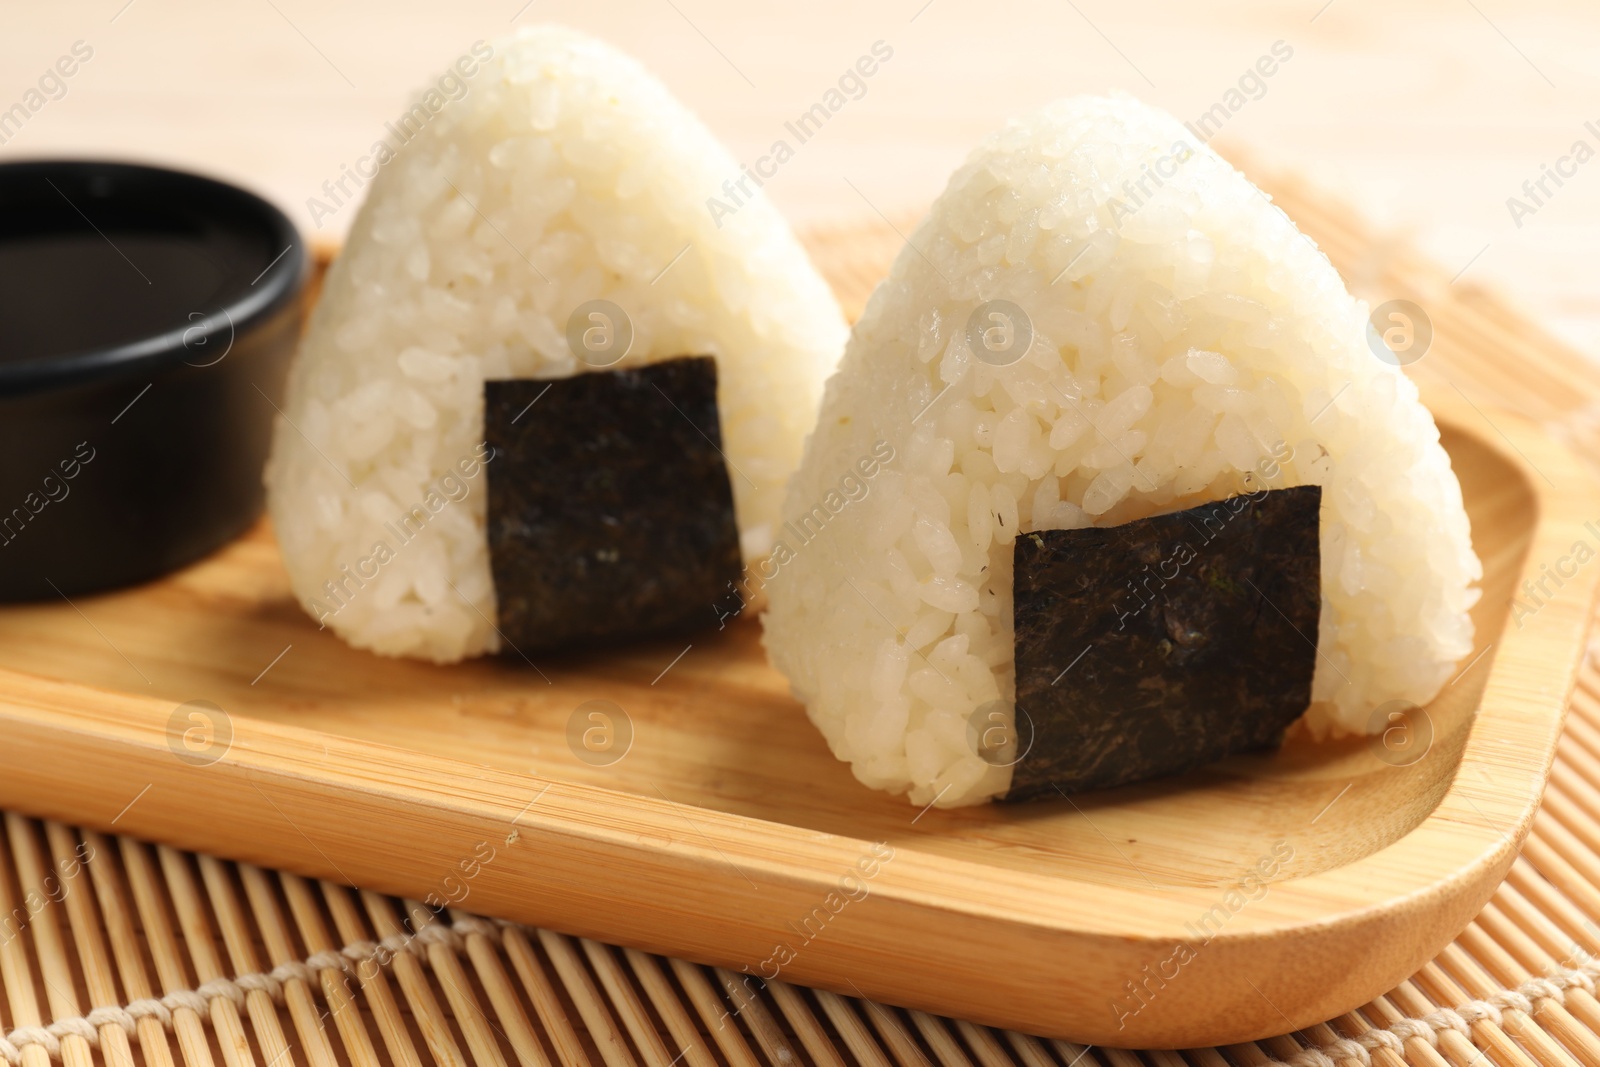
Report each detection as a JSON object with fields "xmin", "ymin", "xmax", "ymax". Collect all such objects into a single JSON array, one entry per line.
[
  {"xmin": 762, "ymin": 95, "xmax": 1480, "ymax": 807},
  {"xmin": 266, "ymin": 27, "xmax": 847, "ymax": 662}
]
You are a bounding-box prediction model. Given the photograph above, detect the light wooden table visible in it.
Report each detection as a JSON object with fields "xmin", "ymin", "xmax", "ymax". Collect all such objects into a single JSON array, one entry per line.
[{"xmin": 4, "ymin": 0, "xmax": 1596, "ymax": 357}]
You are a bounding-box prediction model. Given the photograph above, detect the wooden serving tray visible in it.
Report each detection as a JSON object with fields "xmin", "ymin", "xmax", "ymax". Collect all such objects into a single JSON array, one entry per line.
[{"xmin": 0, "ymin": 230, "xmax": 1594, "ymax": 1049}]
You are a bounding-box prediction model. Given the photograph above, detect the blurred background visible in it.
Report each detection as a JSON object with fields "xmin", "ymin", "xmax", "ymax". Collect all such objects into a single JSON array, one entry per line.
[{"xmin": 4, "ymin": 1, "xmax": 1594, "ymax": 357}]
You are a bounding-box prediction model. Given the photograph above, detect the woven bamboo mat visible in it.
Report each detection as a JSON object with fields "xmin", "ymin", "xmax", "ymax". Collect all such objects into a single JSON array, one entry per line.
[{"xmin": 3, "ymin": 170, "xmax": 1600, "ymax": 1067}]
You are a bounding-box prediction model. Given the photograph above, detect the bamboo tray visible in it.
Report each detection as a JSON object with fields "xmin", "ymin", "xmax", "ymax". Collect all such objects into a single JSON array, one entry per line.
[{"xmin": 0, "ymin": 218, "xmax": 1594, "ymax": 1050}]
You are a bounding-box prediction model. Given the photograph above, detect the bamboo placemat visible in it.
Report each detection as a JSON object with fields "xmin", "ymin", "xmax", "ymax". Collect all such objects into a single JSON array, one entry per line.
[{"xmin": 2, "ymin": 170, "xmax": 1599, "ymax": 1067}]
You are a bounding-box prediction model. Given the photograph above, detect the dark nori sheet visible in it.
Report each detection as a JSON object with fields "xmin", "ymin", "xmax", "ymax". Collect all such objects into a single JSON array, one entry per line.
[
  {"xmin": 1005, "ymin": 485, "xmax": 1322, "ymax": 801},
  {"xmin": 484, "ymin": 356, "xmax": 742, "ymax": 652}
]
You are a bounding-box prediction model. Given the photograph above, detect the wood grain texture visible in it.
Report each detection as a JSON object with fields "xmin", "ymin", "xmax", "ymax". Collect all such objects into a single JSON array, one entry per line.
[{"xmin": 0, "ymin": 189, "xmax": 1594, "ymax": 1045}]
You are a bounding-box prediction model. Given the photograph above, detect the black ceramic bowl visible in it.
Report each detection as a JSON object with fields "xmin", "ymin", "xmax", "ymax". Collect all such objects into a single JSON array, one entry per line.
[{"xmin": 0, "ymin": 161, "xmax": 306, "ymax": 601}]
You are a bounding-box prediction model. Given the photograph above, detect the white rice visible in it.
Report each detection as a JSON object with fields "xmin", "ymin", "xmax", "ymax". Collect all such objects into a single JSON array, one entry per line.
[
  {"xmin": 266, "ymin": 26, "xmax": 847, "ymax": 662},
  {"xmin": 762, "ymin": 94, "xmax": 1481, "ymax": 808}
]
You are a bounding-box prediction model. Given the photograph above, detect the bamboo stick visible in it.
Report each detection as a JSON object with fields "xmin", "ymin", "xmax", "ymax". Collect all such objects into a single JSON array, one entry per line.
[
  {"xmin": 116, "ymin": 839, "xmax": 216, "ymax": 1067},
  {"xmin": 532, "ymin": 931, "xmax": 634, "ymax": 1067},
  {"xmin": 1435, "ymin": 943, "xmax": 1581, "ymax": 1067},
  {"xmin": 1411, "ymin": 959, "xmax": 1536, "ymax": 1067},
  {"xmin": 191, "ymin": 854, "xmax": 291, "ymax": 1067},
  {"xmin": 996, "ymin": 1029, "xmax": 1058, "ymax": 1067},
  {"xmin": 855, "ymin": 1000, "xmax": 932, "ymax": 1067},
  {"xmin": 616, "ymin": 950, "xmax": 715, "ymax": 1067},
  {"xmin": 813, "ymin": 990, "xmax": 895, "ymax": 1067},
  {"xmin": 661, "ymin": 958, "xmax": 760, "ymax": 1067},
  {"xmin": 951, "ymin": 1019, "xmax": 1017, "ymax": 1067},
  {"xmin": 0, "ymin": 817, "xmax": 69, "ymax": 1067},
  {"xmin": 402, "ymin": 901, "xmax": 508, "ymax": 1067},
  {"xmin": 1384, "ymin": 979, "xmax": 1491, "ymax": 1067},
  {"xmin": 498, "ymin": 927, "xmax": 592, "ymax": 1067},
  {"xmin": 448, "ymin": 912, "xmax": 552, "ymax": 1067},
  {"xmin": 358, "ymin": 892, "xmax": 469, "ymax": 1067},
  {"xmin": 1357, "ymin": 996, "xmax": 1453, "ymax": 1067},
  {"xmin": 279, "ymin": 873, "xmax": 382, "ymax": 1067},
  {"xmin": 710, "ymin": 969, "xmax": 802, "ymax": 1067},
  {"xmin": 573, "ymin": 940, "xmax": 669, "ymax": 1067},
  {"xmin": 6, "ymin": 816, "xmax": 96, "ymax": 1067},
  {"xmin": 236, "ymin": 863, "xmax": 338, "ymax": 1067},
  {"xmin": 79, "ymin": 831, "xmax": 178, "ymax": 1067},
  {"xmin": 759, "ymin": 981, "xmax": 845, "ymax": 1067},
  {"xmin": 1457, "ymin": 917, "xmax": 1600, "ymax": 1067},
  {"xmin": 318, "ymin": 884, "xmax": 423, "ymax": 1067},
  {"xmin": 39, "ymin": 824, "xmax": 132, "ymax": 1067},
  {"xmin": 907, "ymin": 1010, "xmax": 975, "ymax": 1067},
  {"xmin": 158, "ymin": 848, "xmax": 262, "ymax": 1067}
]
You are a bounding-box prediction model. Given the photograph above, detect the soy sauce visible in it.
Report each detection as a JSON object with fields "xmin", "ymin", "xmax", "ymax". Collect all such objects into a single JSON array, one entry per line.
[{"xmin": 0, "ymin": 172, "xmax": 273, "ymax": 366}]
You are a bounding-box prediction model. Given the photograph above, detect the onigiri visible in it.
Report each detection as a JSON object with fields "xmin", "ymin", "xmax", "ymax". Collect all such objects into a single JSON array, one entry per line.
[
  {"xmin": 761, "ymin": 94, "xmax": 1481, "ymax": 807},
  {"xmin": 266, "ymin": 26, "xmax": 848, "ymax": 662}
]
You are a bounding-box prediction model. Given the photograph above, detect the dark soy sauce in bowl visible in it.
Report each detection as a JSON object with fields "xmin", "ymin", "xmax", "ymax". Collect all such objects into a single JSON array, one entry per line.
[
  {"xmin": 0, "ymin": 231, "xmax": 229, "ymax": 365},
  {"xmin": 0, "ymin": 161, "xmax": 306, "ymax": 600}
]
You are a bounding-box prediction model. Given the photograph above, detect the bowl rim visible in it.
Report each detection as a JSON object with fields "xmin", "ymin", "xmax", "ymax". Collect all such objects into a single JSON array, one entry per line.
[{"xmin": 0, "ymin": 158, "xmax": 307, "ymax": 398}]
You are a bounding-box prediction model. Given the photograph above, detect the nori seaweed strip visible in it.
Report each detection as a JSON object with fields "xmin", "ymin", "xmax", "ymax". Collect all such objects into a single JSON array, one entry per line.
[
  {"xmin": 484, "ymin": 356, "xmax": 742, "ymax": 652},
  {"xmin": 1005, "ymin": 485, "xmax": 1321, "ymax": 800}
]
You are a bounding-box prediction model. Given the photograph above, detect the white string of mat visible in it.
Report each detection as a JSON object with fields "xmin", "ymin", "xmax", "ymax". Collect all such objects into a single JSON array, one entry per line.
[
  {"xmin": 1264, "ymin": 964, "xmax": 1600, "ymax": 1067},
  {"xmin": 0, "ymin": 909, "xmax": 1596, "ymax": 1065},
  {"xmin": 0, "ymin": 912, "xmax": 502, "ymax": 1064}
]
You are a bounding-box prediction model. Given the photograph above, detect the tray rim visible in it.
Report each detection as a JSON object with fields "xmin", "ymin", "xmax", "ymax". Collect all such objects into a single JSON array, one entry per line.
[{"xmin": 0, "ymin": 394, "xmax": 1591, "ymax": 1048}]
